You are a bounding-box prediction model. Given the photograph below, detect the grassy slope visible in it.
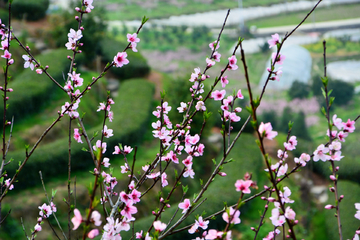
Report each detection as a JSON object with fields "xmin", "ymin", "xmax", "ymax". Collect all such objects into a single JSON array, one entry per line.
[{"xmin": 247, "ymin": 3, "xmax": 360, "ymax": 28}]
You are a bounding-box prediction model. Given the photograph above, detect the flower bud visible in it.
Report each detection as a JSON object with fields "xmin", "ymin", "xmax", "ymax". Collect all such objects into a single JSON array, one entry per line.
[
  {"xmin": 88, "ymin": 86, "xmax": 91, "ymax": 90},
  {"xmin": 329, "ymin": 187, "xmax": 335, "ymax": 192},
  {"xmin": 356, "ymin": 230, "xmax": 360, "ymax": 235},
  {"xmin": 26, "ymin": 46, "xmax": 31, "ymax": 51},
  {"xmin": 218, "ymin": 172, "xmax": 226, "ymax": 177},
  {"xmin": 8, "ymin": 88, "xmax": 13, "ymax": 92},
  {"xmin": 329, "ymin": 175, "xmax": 336, "ymax": 181},
  {"xmin": 251, "ymin": 227, "xmax": 255, "ymax": 231},
  {"xmin": 324, "ymin": 204, "xmax": 334, "ymax": 209},
  {"xmin": 45, "ymin": 65, "xmax": 49, "ymax": 70},
  {"xmin": 268, "ymin": 197, "xmax": 276, "ymax": 202},
  {"xmin": 261, "ymin": 196, "xmax": 266, "ymax": 200},
  {"xmin": 75, "ymin": 7, "xmax": 81, "ymax": 12},
  {"xmin": 294, "ymin": 220, "xmax": 298, "ymax": 225},
  {"xmin": 335, "ymin": 166, "xmax": 340, "ymax": 171},
  {"xmin": 8, "ymin": 59, "xmax": 14, "ymax": 65},
  {"xmin": 80, "ymin": 26, "xmax": 84, "ymax": 31}
]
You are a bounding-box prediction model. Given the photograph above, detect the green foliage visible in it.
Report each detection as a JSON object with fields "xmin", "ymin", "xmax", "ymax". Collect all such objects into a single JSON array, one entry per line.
[
  {"xmin": 46, "ymin": 6, "xmax": 107, "ymax": 64},
  {"xmin": 0, "ymin": 49, "xmax": 71, "ymax": 122},
  {"xmin": 328, "ymin": 80, "xmax": 354, "ymax": 106},
  {"xmin": 100, "ymin": 38, "xmax": 150, "ymax": 80},
  {"xmin": 324, "ymin": 180, "xmax": 360, "ymax": 240},
  {"xmin": 279, "ymin": 107, "xmax": 294, "ymax": 133},
  {"xmin": 11, "ymin": 0, "xmax": 49, "ymax": 21},
  {"xmin": 7, "ymin": 79, "xmax": 155, "ymax": 189},
  {"xmin": 292, "ymin": 111, "xmax": 311, "ymax": 141},
  {"xmin": 261, "ymin": 110, "xmax": 278, "ymax": 130},
  {"xmin": 0, "ymin": 7, "xmax": 9, "ymax": 25},
  {"xmin": 288, "ymin": 80, "xmax": 310, "ymax": 100}
]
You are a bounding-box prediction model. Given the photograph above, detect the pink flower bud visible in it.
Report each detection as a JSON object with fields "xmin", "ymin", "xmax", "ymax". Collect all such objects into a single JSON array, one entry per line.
[
  {"xmin": 77, "ymin": 50, "xmax": 82, "ymax": 53},
  {"xmin": 329, "ymin": 187, "xmax": 335, "ymax": 192},
  {"xmin": 75, "ymin": 16, "xmax": 80, "ymax": 21},
  {"xmin": 166, "ymin": 204, "xmax": 170, "ymax": 208},
  {"xmin": 268, "ymin": 197, "xmax": 276, "ymax": 202},
  {"xmin": 324, "ymin": 204, "xmax": 333, "ymax": 209},
  {"xmin": 251, "ymin": 227, "xmax": 255, "ymax": 231},
  {"xmin": 8, "ymin": 59, "xmax": 14, "ymax": 65},
  {"xmin": 80, "ymin": 26, "xmax": 84, "ymax": 31},
  {"xmin": 26, "ymin": 46, "xmax": 31, "ymax": 51},
  {"xmin": 79, "ymin": 43, "xmax": 84, "ymax": 47},
  {"xmin": 218, "ymin": 172, "xmax": 226, "ymax": 177},
  {"xmin": 152, "ymin": 211, "xmax": 156, "ymax": 215},
  {"xmin": 88, "ymin": 86, "xmax": 91, "ymax": 90},
  {"xmin": 67, "ymin": 55, "xmax": 72, "ymax": 60},
  {"xmin": 294, "ymin": 220, "xmax": 298, "ymax": 224},
  {"xmin": 45, "ymin": 65, "xmax": 49, "ymax": 70},
  {"xmin": 261, "ymin": 197, "xmax": 266, "ymax": 200},
  {"xmin": 329, "ymin": 175, "xmax": 336, "ymax": 181},
  {"xmin": 75, "ymin": 7, "xmax": 81, "ymax": 12},
  {"xmin": 176, "ymin": 124, "xmax": 181, "ymax": 128},
  {"xmin": 5, "ymin": 97, "xmax": 9, "ymax": 100},
  {"xmin": 335, "ymin": 166, "xmax": 340, "ymax": 171},
  {"xmin": 8, "ymin": 88, "xmax": 13, "ymax": 92},
  {"xmin": 36, "ymin": 69, "xmax": 43, "ymax": 74},
  {"xmin": 356, "ymin": 230, "xmax": 360, "ymax": 235},
  {"xmin": 0, "ymin": 86, "xmax": 2, "ymax": 90},
  {"xmin": 6, "ymin": 121, "xmax": 11, "ymax": 125}
]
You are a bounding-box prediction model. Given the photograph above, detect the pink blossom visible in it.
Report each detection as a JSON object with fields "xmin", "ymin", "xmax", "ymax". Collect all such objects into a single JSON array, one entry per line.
[
  {"xmin": 237, "ymin": 89, "xmax": 244, "ymax": 99},
  {"xmin": 294, "ymin": 153, "xmax": 310, "ymax": 166},
  {"xmin": 195, "ymin": 101, "xmax": 206, "ymax": 111},
  {"xmin": 277, "ymin": 149, "xmax": 288, "ymax": 159},
  {"xmin": 146, "ymin": 171, "xmax": 160, "ymax": 179},
  {"xmin": 68, "ymin": 71, "xmax": 83, "ymax": 87},
  {"xmin": 284, "ymin": 206, "xmax": 296, "ymax": 220},
  {"xmin": 136, "ymin": 230, "xmax": 143, "ymax": 239},
  {"xmin": 68, "ymin": 28, "xmax": 83, "ymax": 41},
  {"xmin": 268, "ymin": 33, "xmax": 280, "ymax": 48},
  {"xmin": 235, "ymin": 179, "xmax": 252, "ymax": 193},
  {"xmin": 127, "ymin": 33, "xmax": 140, "ymax": 43},
  {"xmin": 65, "ymin": 38, "xmax": 76, "ymax": 50},
  {"xmin": 93, "ymin": 140, "xmax": 107, "ymax": 154},
  {"xmin": 130, "ymin": 189, "xmax": 141, "ymax": 203},
  {"xmin": 153, "ymin": 220, "xmax": 167, "ymax": 232},
  {"xmin": 355, "ymin": 203, "xmax": 360, "ymax": 220},
  {"xmin": 277, "ymin": 164, "xmax": 288, "ymax": 177},
  {"xmin": 161, "ymin": 172, "xmax": 168, "ymax": 187},
  {"xmin": 222, "ymin": 207, "xmax": 241, "ymax": 224},
  {"xmin": 84, "ymin": 0, "xmax": 95, "ymax": 12},
  {"xmin": 211, "ymin": 89, "xmax": 226, "ymax": 101},
  {"xmin": 73, "ymin": 128, "xmax": 82, "ymax": 143},
  {"xmin": 130, "ymin": 42, "xmax": 138, "ymax": 52},
  {"xmin": 22, "ymin": 55, "xmax": 35, "ymax": 70},
  {"xmin": 271, "ymin": 52, "xmax": 285, "ymax": 65},
  {"xmin": 189, "ymin": 67, "xmax": 201, "ymax": 82},
  {"xmin": 213, "ymin": 51, "xmax": 221, "ymax": 62},
  {"xmin": 183, "ymin": 167, "xmax": 195, "ymax": 178},
  {"xmin": 87, "ymin": 229, "xmax": 99, "ymax": 239},
  {"xmin": 179, "ymin": 199, "xmax": 191, "ymax": 213},
  {"xmin": 220, "ymin": 76, "xmax": 229, "ymax": 88},
  {"xmin": 196, "ymin": 216, "xmax": 209, "ymax": 230},
  {"xmin": 313, "ymin": 144, "xmax": 330, "ymax": 162},
  {"xmin": 71, "ymin": 209, "xmax": 82, "ymax": 230},
  {"xmin": 4, "ymin": 178, "xmax": 13, "ymax": 190},
  {"xmin": 177, "ymin": 102, "xmax": 187, "ymax": 113},
  {"xmin": 123, "ymin": 145, "xmax": 133, "ymax": 154},
  {"xmin": 36, "ymin": 69, "xmax": 43, "ymax": 74},
  {"xmin": 1, "ymin": 49, "xmax": 11, "ymax": 59},
  {"xmin": 188, "ymin": 223, "xmax": 199, "ymax": 234},
  {"xmin": 330, "ymin": 151, "xmax": 343, "ymax": 161},
  {"xmin": 113, "ymin": 52, "xmax": 129, "ymax": 67},
  {"xmin": 38, "ymin": 203, "xmax": 52, "ymax": 218},
  {"xmin": 209, "ymin": 40, "xmax": 220, "ymax": 51},
  {"xmin": 206, "ymin": 58, "xmax": 215, "ymax": 67},
  {"xmin": 34, "ymin": 223, "xmax": 42, "ymax": 232},
  {"xmin": 332, "ymin": 114, "xmax": 343, "ymax": 130},
  {"xmin": 121, "ymin": 201, "xmax": 137, "ymax": 219},
  {"xmin": 284, "ymin": 136, "xmax": 297, "ymax": 151},
  {"xmin": 102, "ymin": 157, "xmax": 110, "ymax": 167},
  {"xmin": 90, "ymin": 211, "xmax": 102, "ymax": 226},
  {"xmin": 343, "ymin": 119, "xmax": 356, "ymax": 133},
  {"xmin": 228, "ymin": 55, "xmax": 238, "ymax": 70},
  {"xmin": 258, "ymin": 122, "xmax": 278, "ymax": 140}
]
